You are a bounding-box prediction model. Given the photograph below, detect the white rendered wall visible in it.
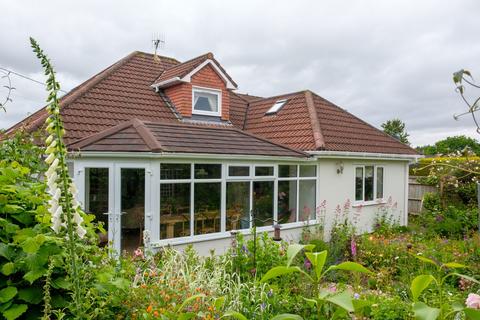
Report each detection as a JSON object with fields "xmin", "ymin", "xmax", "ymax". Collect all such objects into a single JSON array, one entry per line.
[{"xmin": 317, "ymin": 158, "xmax": 409, "ymax": 237}]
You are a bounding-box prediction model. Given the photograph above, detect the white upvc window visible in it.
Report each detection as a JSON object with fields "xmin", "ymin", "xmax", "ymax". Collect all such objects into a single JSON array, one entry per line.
[
  {"xmin": 354, "ymin": 165, "xmax": 385, "ymax": 204},
  {"xmin": 192, "ymin": 86, "xmax": 222, "ymax": 116}
]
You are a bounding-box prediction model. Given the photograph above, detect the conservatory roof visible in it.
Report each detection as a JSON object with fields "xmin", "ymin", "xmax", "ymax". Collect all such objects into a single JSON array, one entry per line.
[{"xmin": 68, "ymin": 118, "xmax": 308, "ymax": 158}]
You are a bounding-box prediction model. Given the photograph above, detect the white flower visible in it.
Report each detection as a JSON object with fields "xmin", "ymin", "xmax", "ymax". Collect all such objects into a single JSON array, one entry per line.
[
  {"xmin": 76, "ymin": 225, "xmax": 87, "ymax": 239},
  {"xmin": 45, "ymin": 153, "xmax": 55, "ymax": 164},
  {"xmin": 46, "ymin": 135, "xmax": 54, "ymax": 145},
  {"xmin": 72, "ymin": 211, "xmax": 84, "ymax": 225}
]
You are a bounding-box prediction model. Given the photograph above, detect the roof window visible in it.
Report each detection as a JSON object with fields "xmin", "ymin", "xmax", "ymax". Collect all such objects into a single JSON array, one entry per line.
[{"xmin": 265, "ymin": 99, "xmax": 288, "ymax": 115}]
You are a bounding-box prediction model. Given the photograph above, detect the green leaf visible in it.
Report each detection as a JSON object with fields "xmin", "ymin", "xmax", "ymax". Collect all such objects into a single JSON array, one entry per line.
[
  {"xmin": 23, "ymin": 268, "xmax": 47, "ymax": 284},
  {"xmin": 2, "ymin": 304, "xmax": 28, "ymax": 320},
  {"xmin": 221, "ymin": 311, "xmax": 248, "ymax": 320},
  {"xmin": 453, "ymin": 70, "xmax": 465, "ymax": 84},
  {"xmin": 1, "ymin": 262, "xmax": 15, "ymax": 276},
  {"xmin": 18, "ymin": 287, "xmax": 43, "ymax": 304},
  {"xmin": 178, "ymin": 313, "xmax": 196, "ymax": 320},
  {"xmin": 451, "ymin": 273, "xmax": 480, "ymax": 285},
  {"xmin": 260, "ymin": 266, "xmax": 309, "ymax": 283},
  {"xmin": 177, "ymin": 294, "xmax": 205, "ymax": 312},
  {"xmin": 415, "ymin": 255, "xmax": 439, "ymax": 268},
  {"xmin": 287, "ymin": 244, "xmax": 307, "ymax": 267},
  {"xmin": 411, "ymin": 275, "xmax": 436, "ymax": 301},
  {"xmin": 305, "ymin": 251, "xmax": 327, "ymax": 280},
  {"xmin": 465, "ymin": 308, "xmax": 480, "ymax": 320},
  {"xmin": 412, "ymin": 302, "xmax": 440, "ymax": 320},
  {"xmin": 327, "ymin": 261, "xmax": 373, "ymax": 274},
  {"xmin": 0, "ymin": 287, "xmax": 17, "ymax": 303},
  {"xmin": 442, "ymin": 262, "xmax": 467, "ymax": 269},
  {"xmin": 271, "ymin": 314, "xmax": 303, "ymax": 320},
  {"xmin": 352, "ymin": 299, "xmax": 372, "ymax": 311},
  {"xmin": 214, "ymin": 296, "xmax": 225, "ymax": 310},
  {"xmin": 20, "ymin": 236, "xmax": 43, "ymax": 254},
  {"xmin": 325, "ymin": 291, "xmax": 354, "ymax": 313}
]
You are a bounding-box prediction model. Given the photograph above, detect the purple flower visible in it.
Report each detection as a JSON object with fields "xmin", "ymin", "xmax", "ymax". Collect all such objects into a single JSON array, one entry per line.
[
  {"xmin": 435, "ymin": 215, "xmax": 444, "ymax": 222},
  {"xmin": 304, "ymin": 258, "xmax": 312, "ymax": 270},
  {"xmin": 260, "ymin": 302, "xmax": 267, "ymax": 311},
  {"xmin": 351, "ymin": 237, "xmax": 357, "ymax": 258},
  {"xmin": 242, "ymin": 244, "xmax": 249, "ymax": 254},
  {"xmin": 267, "ymin": 289, "xmax": 274, "ymax": 298},
  {"xmin": 354, "ymin": 293, "xmax": 360, "ymax": 300}
]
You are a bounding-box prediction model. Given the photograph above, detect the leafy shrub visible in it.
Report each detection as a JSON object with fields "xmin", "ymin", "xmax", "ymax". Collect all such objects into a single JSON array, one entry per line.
[{"xmin": 0, "ymin": 160, "xmax": 65, "ymax": 320}]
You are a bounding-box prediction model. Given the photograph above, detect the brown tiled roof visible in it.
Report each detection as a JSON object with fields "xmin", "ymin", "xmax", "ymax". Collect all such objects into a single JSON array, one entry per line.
[
  {"xmin": 7, "ymin": 49, "xmax": 417, "ymax": 156},
  {"xmin": 240, "ymin": 90, "xmax": 418, "ymax": 155},
  {"xmin": 4, "ymin": 52, "xmax": 181, "ymax": 145},
  {"xmin": 153, "ymin": 52, "xmax": 237, "ymax": 88},
  {"xmin": 69, "ymin": 119, "xmax": 307, "ymax": 157}
]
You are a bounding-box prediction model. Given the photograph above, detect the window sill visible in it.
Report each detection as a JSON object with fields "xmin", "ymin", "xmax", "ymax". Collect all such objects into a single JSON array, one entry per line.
[
  {"xmin": 151, "ymin": 220, "xmax": 318, "ymax": 248},
  {"xmin": 352, "ymin": 200, "xmax": 387, "ymax": 207}
]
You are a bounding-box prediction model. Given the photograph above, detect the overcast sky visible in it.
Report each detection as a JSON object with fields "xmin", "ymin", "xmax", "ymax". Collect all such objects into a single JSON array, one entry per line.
[{"xmin": 1, "ymin": 0, "xmax": 479, "ymax": 146}]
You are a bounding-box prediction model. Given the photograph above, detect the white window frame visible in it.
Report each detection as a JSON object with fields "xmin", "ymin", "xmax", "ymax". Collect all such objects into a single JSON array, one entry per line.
[
  {"xmin": 192, "ymin": 86, "xmax": 222, "ymax": 117},
  {"xmin": 278, "ymin": 164, "xmax": 317, "ymax": 222},
  {"xmin": 354, "ymin": 164, "xmax": 385, "ymax": 205}
]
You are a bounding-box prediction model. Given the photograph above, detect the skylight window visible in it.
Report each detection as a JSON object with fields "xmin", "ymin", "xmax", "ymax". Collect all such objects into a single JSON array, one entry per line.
[{"xmin": 265, "ymin": 99, "xmax": 288, "ymax": 115}]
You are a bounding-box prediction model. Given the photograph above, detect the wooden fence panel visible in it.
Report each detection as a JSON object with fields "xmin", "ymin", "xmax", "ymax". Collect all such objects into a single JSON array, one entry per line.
[{"xmin": 409, "ymin": 176, "xmax": 437, "ymax": 214}]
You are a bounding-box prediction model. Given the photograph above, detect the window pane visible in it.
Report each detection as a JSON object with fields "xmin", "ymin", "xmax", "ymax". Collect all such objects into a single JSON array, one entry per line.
[
  {"xmin": 279, "ymin": 165, "xmax": 297, "ymax": 178},
  {"xmin": 121, "ymin": 168, "xmax": 145, "ymax": 252},
  {"xmin": 85, "ymin": 168, "xmax": 109, "ymax": 239},
  {"xmin": 195, "ymin": 164, "xmax": 221, "ymax": 179},
  {"xmin": 355, "ymin": 167, "xmax": 363, "ymax": 201},
  {"xmin": 299, "ymin": 180, "xmax": 316, "ymax": 221},
  {"xmin": 160, "ymin": 183, "xmax": 190, "ymax": 239},
  {"xmin": 278, "ymin": 180, "xmax": 297, "ymax": 224},
  {"xmin": 255, "ymin": 166, "xmax": 274, "ymax": 176},
  {"xmin": 365, "ymin": 166, "xmax": 374, "ymax": 201},
  {"xmin": 194, "ymin": 183, "xmax": 221, "ymax": 235},
  {"xmin": 228, "ymin": 166, "xmax": 249, "ymax": 177},
  {"xmin": 226, "ymin": 182, "xmax": 250, "ymax": 231},
  {"xmin": 376, "ymin": 167, "xmax": 384, "ymax": 199},
  {"xmin": 160, "ymin": 163, "xmax": 191, "ymax": 180},
  {"xmin": 252, "ymin": 181, "xmax": 274, "ymax": 227},
  {"xmin": 300, "ymin": 165, "xmax": 316, "ymax": 177},
  {"xmin": 194, "ymin": 91, "xmax": 219, "ymax": 112}
]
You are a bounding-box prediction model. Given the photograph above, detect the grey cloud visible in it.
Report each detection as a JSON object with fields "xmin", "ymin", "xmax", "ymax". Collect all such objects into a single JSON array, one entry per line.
[{"xmin": 1, "ymin": 0, "xmax": 480, "ymax": 146}]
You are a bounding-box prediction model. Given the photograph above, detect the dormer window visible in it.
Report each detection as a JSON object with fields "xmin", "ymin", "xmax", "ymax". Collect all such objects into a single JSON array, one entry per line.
[
  {"xmin": 192, "ymin": 87, "xmax": 221, "ymax": 116},
  {"xmin": 265, "ymin": 99, "xmax": 288, "ymax": 115}
]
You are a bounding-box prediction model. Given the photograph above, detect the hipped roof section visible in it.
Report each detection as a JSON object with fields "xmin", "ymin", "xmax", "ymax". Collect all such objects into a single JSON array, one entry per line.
[{"xmin": 68, "ymin": 118, "xmax": 308, "ymax": 158}]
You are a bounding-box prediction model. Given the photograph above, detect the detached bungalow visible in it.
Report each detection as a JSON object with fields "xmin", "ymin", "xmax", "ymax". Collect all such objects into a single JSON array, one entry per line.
[{"xmin": 7, "ymin": 52, "xmax": 419, "ymax": 254}]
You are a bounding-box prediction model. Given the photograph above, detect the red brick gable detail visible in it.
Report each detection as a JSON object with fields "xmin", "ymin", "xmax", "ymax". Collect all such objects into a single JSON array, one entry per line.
[{"xmin": 164, "ymin": 64, "xmax": 230, "ymax": 120}]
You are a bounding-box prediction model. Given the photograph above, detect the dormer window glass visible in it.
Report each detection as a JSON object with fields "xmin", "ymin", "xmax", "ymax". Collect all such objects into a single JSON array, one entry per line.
[
  {"xmin": 265, "ymin": 99, "xmax": 288, "ymax": 115},
  {"xmin": 192, "ymin": 87, "xmax": 221, "ymax": 116}
]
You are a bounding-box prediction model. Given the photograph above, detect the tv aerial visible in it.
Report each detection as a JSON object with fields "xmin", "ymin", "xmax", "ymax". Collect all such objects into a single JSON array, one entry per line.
[{"xmin": 152, "ymin": 33, "xmax": 166, "ymax": 63}]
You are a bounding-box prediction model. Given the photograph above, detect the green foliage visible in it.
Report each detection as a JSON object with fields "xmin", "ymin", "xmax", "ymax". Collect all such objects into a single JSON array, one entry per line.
[
  {"xmin": 381, "ymin": 118, "xmax": 410, "ymax": 145},
  {"xmin": 260, "ymin": 244, "xmax": 372, "ymax": 318},
  {"xmin": 408, "ymin": 256, "xmax": 480, "ymax": 320},
  {"xmin": 0, "ymin": 131, "xmax": 46, "ymax": 173},
  {"xmin": 0, "ymin": 160, "xmax": 65, "ymax": 319},
  {"xmin": 417, "ymin": 136, "xmax": 480, "ymax": 156}
]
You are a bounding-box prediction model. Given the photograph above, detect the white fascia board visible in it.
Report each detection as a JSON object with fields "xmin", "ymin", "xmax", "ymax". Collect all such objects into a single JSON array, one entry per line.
[
  {"xmin": 182, "ymin": 59, "xmax": 237, "ymax": 90},
  {"xmin": 151, "ymin": 77, "xmax": 185, "ymax": 89},
  {"xmin": 69, "ymin": 151, "xmax": 314, "ymax": 162},
  {"xmin": 308, "ymin": 150, "xmax": 422, "ymax": 162}
]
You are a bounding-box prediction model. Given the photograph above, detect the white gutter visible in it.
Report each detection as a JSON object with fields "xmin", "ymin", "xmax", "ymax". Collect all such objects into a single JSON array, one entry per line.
[
  {"xmin": 70, "ymin": 151, "xmax": 315, "ymax": 162},
  {"xmin": 151, "ymin": 77, "xmax": 184, "ymax": 89},
  {"xmin": 308, "ymin": 150, "xmax": 422, "ymax": 162}
]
